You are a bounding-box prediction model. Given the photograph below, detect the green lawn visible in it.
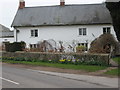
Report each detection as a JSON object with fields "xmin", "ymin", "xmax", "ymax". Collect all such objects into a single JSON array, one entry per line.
[
  {"xmin": 2, "ymin": 60, "xmax": 107, "ymax": 72},
  {"xmin": 112, "ymin": 57, "xmax": 120, "ymax": 64},
  {"xmin": 104, "ymin": 68, "xmax": 120, "ymax": 76}
]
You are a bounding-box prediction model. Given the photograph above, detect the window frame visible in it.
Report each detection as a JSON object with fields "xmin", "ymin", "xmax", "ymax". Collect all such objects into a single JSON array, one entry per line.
[
  {"xmin": 103, "ymin": 27, "xmax": 111, "ymax": 34},
  {"xmin": 79, "ymin": 28, "xmax": 87, "ymax": 36},
  {"xmin": 30, "ymin": 44, "xmax": 38, "ymax": 49},
  {"xmin": 31, "ymin": 29, "xmax": 38, "ymax": 37}
]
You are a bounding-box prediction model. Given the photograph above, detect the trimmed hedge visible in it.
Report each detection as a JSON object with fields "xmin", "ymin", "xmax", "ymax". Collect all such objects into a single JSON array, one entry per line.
[
  {"xmin": 5, "ymin": 42, "xmax": 26, "ymax": 52},
  {"xmin": 2, "ymin": 52, "xmax": 110, "ymax": 66}
]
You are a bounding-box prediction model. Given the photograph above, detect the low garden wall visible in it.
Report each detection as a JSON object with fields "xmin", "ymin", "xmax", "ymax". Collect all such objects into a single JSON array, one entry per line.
[
  {"xmin": 2, "ymin": 52, "xmax": 109, "ymax": 65},
  {"xmin": 2, "ymin": 52, "xmax": 110, "ymax": 66}
]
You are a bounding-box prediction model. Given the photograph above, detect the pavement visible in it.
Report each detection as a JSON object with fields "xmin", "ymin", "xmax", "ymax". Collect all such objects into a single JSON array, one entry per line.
[{"xmin": 1, "ymin": 63, "xmax": 119, "ymax": 88}]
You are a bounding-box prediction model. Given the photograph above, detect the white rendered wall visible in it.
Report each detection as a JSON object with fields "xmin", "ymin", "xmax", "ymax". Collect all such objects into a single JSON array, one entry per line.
[{"xmin": 15, "ymin": 25, "xmax": 116, "ymax": 51}]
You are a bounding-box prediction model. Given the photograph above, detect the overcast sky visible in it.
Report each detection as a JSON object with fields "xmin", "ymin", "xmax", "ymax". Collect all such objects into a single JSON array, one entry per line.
[{"xmin": 0, "ymin": 0, "xmax": 105, "ymax": 29}]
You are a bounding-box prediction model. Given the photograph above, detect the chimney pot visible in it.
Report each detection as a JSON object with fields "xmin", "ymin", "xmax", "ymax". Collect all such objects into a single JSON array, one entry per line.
[
  {"xmin": 60, "ymin": 0, "xmax": 65, "ymax": 6},
  {"xmin": 19, "ymin": 0, "xmax": 25, "ymax": 9}
]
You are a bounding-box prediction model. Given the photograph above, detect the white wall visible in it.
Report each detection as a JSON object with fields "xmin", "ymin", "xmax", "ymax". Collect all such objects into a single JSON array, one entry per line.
[{"xmin": 15, "ymin": 24, "xmax": 116, "ymax": 52}]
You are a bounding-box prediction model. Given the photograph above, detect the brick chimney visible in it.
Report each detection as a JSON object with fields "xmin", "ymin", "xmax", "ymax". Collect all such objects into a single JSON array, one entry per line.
[
  {"xmin": 19, "ymin": 0, "xmax": 25, "ymax": 9},
  {"xmin": 60, "ymin": 0, "xmax": 65, "ymax": 6}
]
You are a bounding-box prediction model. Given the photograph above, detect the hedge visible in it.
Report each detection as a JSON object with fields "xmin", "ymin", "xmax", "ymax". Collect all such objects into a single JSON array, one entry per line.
[
  {"xmin": 5, "ymin": 42, "xmax": 26, "ymax": 52},
  {"xmin": 2, "ymin": 52, "xmax": 110, "ymax": 66}
]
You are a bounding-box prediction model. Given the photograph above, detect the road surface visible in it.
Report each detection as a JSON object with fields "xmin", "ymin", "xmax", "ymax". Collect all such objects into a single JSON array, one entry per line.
[{"xmin": 1, "ymin": 63, "xmax": 118, "ymax": 88}]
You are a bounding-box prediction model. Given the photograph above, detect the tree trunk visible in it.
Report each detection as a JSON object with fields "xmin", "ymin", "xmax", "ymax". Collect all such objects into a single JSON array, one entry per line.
[
  {"xmin": 106, "ymin": 2, "xmax": 120, "ymax": 55},
  {"xmin": 106, "ymin": 2, "xmax": 120, "ymax": 42}
]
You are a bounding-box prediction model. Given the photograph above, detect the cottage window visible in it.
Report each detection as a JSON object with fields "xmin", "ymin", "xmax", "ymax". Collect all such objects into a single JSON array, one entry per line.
[
  {"xmin": 79, "ymin": 28, "xmax": 87, "ymax": 35},
  {"xmin": 30, "ymin": 44, "xmax": 38, "ymax": 49},
  {"xmin": 103, "ymin": 27, "xmax": 111, "ymax": 34},
  {"xmin": 31, "ymin": 29, "xmax": 38, "ymax": 37},
  {"xmin": 78, "ymin": 43, "xmax": 88, "ymax": 51}
]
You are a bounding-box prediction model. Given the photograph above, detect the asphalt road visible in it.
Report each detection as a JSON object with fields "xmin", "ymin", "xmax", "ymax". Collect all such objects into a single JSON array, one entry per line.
[{"xmin": 1, "ymin": 63, "xmax": 118, "ymax": 88}]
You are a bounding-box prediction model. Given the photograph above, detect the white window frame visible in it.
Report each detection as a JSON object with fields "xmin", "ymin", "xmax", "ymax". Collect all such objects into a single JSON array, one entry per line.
[
  {"xmin": 103, "ymin": 27, "xmax": 111, "ymax": 34},
  {"xmin": 79, "ymin": 28, "xmax": 87, "ymax": 36},
  {"xmin": 31, "ymin": 29, "xmax": 38, "ymax": 37},
  {"xmin": 30, "ymin": 44, "xmax": 38, "ymax": 49}
]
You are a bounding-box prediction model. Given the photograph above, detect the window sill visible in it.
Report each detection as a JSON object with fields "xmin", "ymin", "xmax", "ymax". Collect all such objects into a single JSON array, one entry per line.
[
  {"xmin": 30, "ymin": 36, "xmax": 38, "ymax": 38},
  {"xmin": 78, "ymin": 35, "xmax": 87, "ymax": 37}
]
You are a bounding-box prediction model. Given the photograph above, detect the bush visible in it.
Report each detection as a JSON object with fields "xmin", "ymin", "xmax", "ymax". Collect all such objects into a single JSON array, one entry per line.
[
  {"xmin": 2, "ymin": 52, "xmax": 109, "ymax": 66},
  {"xmin": 76, "ymin": 45, "xmax": 86, "ymax": 53},
  {"xmin": 89, "ymin": 34, "xmax": 119, "ymax": 54},
  {"xmin": 2, "ymin": 56, "xmax": 108, "ymax": 66},
  {"xmin": 5, "ymin": 41, "xmax": 26, "ymax": 52}
]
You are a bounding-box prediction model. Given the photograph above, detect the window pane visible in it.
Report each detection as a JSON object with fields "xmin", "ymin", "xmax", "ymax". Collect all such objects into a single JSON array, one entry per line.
[
  {"xmin": 31, "ymin": 30, "xmax": 34, "ymax": 36},
  {"xmin": 35, "ymin": 30, "xmax": 38, "ymax": 37},
  {"xmin": 83, "ymin": 28, "xmax": 86, "ymax": 35},
  {"xmin": 78, "ymin": 43, "xmax": 80, "ymax": 46},
  {"xmin": 103, "ymin": 28, "xmax": 106, "ymax": 34},
  {"xmin": 30, "ymin": 44, "xmax": 32, "ymax": 48},
  {"xmin": 79, "ymin": 28, "xmax": 82, "ymax": 35},
  {"xmin": 81, "ymin": 43, "xmax": 84, "ymax": 46},
  {"xmin": 34, "ymin": 44, "xmax": 37, "ymax": 48},
  {"xmin": 85, "ymin": 43, "xmax": 88, "ymax": 51},
  {"xmin": 107, "ymin": 27, "xmax": 111, "ymax": 34}
]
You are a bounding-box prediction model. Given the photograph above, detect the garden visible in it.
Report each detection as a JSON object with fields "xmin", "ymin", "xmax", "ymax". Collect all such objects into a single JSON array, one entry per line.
[
  {"xmin": 1, "ymin": 56, "xmax": 119, "ymax": 76},
  {"xmin": 1, "ymin": 33, "xmax": 120, "ymax": 77},
  {"xmin": 1, "ymin": 56, "xmax": 107, "ymax": 72}
]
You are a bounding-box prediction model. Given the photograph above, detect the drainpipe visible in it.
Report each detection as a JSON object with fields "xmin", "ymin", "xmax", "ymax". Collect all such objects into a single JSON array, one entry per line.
[{"xmin": 14, "ymin": 28, "xmax": 18, "ymax": 42}]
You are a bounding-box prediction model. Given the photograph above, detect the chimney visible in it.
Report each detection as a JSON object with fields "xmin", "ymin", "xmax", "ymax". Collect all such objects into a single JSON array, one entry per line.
[
  {"xmin": 19, "ymin": 0, "xmax": 25, "ymax": 9},
  {"xmin": 60, "ymin": 0, "xmax": 65, "ymax": 6}
]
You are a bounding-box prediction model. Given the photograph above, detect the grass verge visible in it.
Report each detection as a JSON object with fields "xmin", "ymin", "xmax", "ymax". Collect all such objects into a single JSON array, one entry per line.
[
  {"xmin": 112, "ymin": 57, "xmax": 120, "ymax": 64},
  {"xmin": 104, "ymin": 68, "xmax": 120, "ymax": 76},
  {"xmin": 2, "ymin": 60, "xmax": 107, "ymax": 72}
]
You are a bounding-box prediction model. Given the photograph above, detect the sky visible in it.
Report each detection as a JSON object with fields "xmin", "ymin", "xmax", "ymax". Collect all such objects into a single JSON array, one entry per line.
[{"xmin": 0, "ymin": 0, "xmax": 105, "ymax": 29}]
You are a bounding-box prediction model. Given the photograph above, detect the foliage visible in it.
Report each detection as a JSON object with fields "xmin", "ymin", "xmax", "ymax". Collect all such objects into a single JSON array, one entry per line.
[
  {"xmin": 112, "ymin": 57, "xmax": 120, "ymax": 64},
  {"xmin": 89, "ymin": 34, "xmax": 119, "ymax": 54},
  {"xmin": 104, "ymin": 68, "xmax": 120, "ymax": 76},
  {"xmin": 106, "ymin": 2, "xmax": 120, "ymax": 42},
  {"xmin": 5, "ymin": 41, "xmax": 26, "ymax": 52},
  {"xmin": 76, "ymin": 45, "xmax": 86, "ymax": 53},
  {"xmin": 2, "ymin": 56, "xmax": 108, "ymax": 66}
]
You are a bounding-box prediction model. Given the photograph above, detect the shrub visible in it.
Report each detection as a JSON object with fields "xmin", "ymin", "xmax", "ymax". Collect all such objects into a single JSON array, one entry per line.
[
  {"xmin": 76, "ymin": 45, "xmax": 86, "ymax": 53},
  {"xmin": 2, "ymin": 56, "xmax": 108, "ymax": 66},
  {"xmin": 5, "ymin": 41, "xmax": 26, "ymax": 52},
  {"xmin": 89, "ymin": 34, "xmax": 119, "ymax": 54}
]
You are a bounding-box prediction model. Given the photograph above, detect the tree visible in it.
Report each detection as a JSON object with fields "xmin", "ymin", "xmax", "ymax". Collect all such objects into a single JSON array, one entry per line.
[{"xmin": 106, "ymin": 1, "xmax": 120, "ymax": 42}]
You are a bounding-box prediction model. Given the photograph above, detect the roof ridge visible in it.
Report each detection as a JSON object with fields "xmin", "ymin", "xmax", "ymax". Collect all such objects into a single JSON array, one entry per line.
[{"xmin": 24, "ymin": 3, "xmax": 104, "ymax": 8}]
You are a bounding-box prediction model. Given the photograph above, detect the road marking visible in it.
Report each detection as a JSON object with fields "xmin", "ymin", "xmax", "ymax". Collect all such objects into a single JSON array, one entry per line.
[{"xmin": 0, "ymin": 77, "xmax": 19, "ymax": 85}]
